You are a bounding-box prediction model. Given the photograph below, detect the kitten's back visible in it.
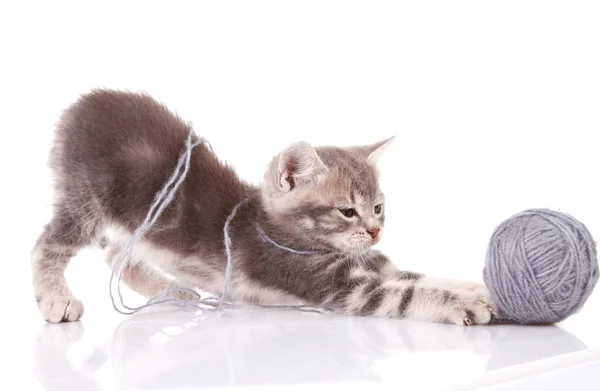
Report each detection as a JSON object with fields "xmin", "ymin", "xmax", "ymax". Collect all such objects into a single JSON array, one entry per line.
[{"xmin": 51, "ymin": 89, "xmax": 249, "ymax": 253}]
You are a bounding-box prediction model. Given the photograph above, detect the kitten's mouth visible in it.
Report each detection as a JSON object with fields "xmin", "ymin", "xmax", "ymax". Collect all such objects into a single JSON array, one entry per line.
[
  {"xmin": 348, "ymin": 232, "xmax": 379, "ymax": 247},
  {"xmin": 347, "ymin": 239, "xmax": 375, "ymax": 250},
  {"xmin": 332, "ymin": 232, "xmax": 380, "ymax": 253}
]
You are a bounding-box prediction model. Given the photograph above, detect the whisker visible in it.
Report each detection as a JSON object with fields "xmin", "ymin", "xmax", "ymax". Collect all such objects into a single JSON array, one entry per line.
[
  {"xmin": 360, "ymin": 248, "xmax": 376, "ymax": 275},
  {"xmin": 329, "ymin": 243, "xmax": 349, "ymax": 293},
  {"xmin": 353, "ymin": 243, "xmax": 372, "ymax": 281},
  {"xmin": 358, "ymin": 249, "xmax": 375, "ymax": 278}
]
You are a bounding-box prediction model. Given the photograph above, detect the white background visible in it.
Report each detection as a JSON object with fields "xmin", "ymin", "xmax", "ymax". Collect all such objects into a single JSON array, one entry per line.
[{"xmin": 0, "ymin": 1, "xmax": 599, "ymax": 390}]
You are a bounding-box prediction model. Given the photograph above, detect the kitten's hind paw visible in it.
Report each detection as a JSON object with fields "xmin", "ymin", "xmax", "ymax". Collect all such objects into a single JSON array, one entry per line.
[{"xmin": 37, "ymin": 296, "xmax": 84, "ymax": 323}]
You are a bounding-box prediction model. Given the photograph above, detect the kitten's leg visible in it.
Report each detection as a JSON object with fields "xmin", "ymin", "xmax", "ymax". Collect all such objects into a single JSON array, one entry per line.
[
  {"xmin": 31, "ymin": 206, "xmax": 99, "ymax": 323},
  {"xmin": 104, "ymin": 243, "xmax": 196, "ymax": 300},
  {"xmin": 324, "ymin": 264, "xmax": 494, "ymax": 325},
  {"xmin": 419, "ymin": 275, "xmax": 489, "ymax": 296},
  {"xmin": 380, "ymin": 262, "xmax": 488, "ymax": 294}
]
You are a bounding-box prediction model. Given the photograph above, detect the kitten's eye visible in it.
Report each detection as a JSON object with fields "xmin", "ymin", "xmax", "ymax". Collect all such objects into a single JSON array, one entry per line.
[
  {"xmin": 339, "ymin": 208, "xmax": 357, "ymax": 218},
  {"xmin": 374, "ymin": 204, "xmax": 383, "ymax": 214}
]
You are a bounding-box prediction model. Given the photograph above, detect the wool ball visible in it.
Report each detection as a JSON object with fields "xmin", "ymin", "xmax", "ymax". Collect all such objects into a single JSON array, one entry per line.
[{"xmin": 483, "ymin": 209, "xmax": 599, "ymax": 324}]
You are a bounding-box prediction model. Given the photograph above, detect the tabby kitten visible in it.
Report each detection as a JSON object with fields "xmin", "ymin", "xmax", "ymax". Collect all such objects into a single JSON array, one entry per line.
[{"xmin": 31, "ymin": 89, "xmax": 494, "ymax": 325}]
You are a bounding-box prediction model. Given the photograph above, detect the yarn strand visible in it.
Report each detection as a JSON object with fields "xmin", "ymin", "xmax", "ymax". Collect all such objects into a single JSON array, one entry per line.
[
  {"xmin": 109, "ymin": 131, "xmax": 206, "ymax": 314},
  {"xmin": 255, "ymin": 226, "xmax": 327, "ymax": 255},
  {"xmin": 109, "ymin": 129, "xmax": 324, "ymax": 316},
  {"xmin": 218, "ymin": 199, "xmax": 247, "ymax": 312}
]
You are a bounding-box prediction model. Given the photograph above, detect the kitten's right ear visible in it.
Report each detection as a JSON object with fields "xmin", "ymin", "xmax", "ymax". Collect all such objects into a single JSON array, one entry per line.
[
  {"xmin": 362, "ymin": 136, "xmax": 396, "ymax": 166},
  {"xmin": 277, "ymin": 142, "xmax": 327, "ymax": 192}
]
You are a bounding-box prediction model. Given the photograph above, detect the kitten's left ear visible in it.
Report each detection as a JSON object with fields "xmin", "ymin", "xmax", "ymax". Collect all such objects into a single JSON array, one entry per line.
[
  {"xmin": 277, "ymin": 141, "xmax": 327, "ymax": 192},
  {"xmin": 362, "ymin": 136, "xmax": 396, "ymax": 166}
]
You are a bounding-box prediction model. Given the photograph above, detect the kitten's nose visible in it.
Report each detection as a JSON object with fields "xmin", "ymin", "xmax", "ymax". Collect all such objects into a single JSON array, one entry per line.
[{"xmin": 367, "ymin": 227, "xmax": 380, "ymax": 239}]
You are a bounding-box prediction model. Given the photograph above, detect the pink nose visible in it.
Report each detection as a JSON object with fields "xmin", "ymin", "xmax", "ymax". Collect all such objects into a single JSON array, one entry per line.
[{"xmin": 367, "ymin": 228, "xmax": 380, "ymax": 239}]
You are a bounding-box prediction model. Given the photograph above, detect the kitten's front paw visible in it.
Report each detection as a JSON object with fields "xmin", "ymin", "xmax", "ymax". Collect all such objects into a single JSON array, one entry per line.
[
  {"xmin": 37, "ymin": 296, "xmax": 84, "ymax": 323},
  {"xmin": 448, "ymin": 292, "xmax": 495, "ymax": 326}
]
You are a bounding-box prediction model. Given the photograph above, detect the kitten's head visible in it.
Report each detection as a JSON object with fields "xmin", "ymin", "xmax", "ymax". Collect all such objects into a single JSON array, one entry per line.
[{"xmin": 261, "ymin": 137, "xmax": 394, "ymax": 253}]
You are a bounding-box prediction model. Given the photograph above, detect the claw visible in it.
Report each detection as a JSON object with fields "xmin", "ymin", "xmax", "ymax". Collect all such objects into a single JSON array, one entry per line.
[{"xmin": 463, "ymin": 317, "xmax": 472, "ymax": 326}]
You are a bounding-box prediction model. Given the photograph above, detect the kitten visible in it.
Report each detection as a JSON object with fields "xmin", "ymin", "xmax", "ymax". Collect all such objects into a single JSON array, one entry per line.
[{"xmin": 31, "ymin": 89, "xmax": 494, "ymax": 325}]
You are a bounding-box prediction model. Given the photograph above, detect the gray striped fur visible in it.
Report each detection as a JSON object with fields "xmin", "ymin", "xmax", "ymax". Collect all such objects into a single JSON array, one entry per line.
[{"xmin": 31, "ymin": 89, "xmax": 494, "ymax": 325}]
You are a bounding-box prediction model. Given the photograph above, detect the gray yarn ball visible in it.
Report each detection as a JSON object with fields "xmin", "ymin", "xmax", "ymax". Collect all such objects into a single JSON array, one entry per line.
[{"xmin": 483, "ymin": 209, "xmax": 599, "ymax": 324}]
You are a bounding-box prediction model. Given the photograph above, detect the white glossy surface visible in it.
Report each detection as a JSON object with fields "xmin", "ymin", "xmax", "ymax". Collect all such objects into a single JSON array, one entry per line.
[{"xmin": 20, "ymin": 301, "xmax": 600, "ymax": 391}]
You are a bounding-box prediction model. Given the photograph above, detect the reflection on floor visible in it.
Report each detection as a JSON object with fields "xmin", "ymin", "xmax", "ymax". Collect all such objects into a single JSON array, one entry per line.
[{"xmin": 33, "ymin": 308, "xmax": 587, "ymax": 390}]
